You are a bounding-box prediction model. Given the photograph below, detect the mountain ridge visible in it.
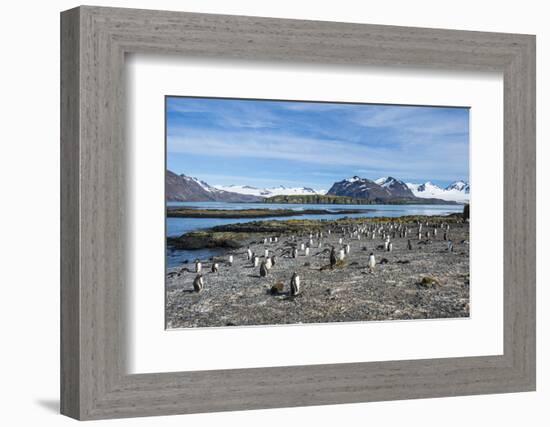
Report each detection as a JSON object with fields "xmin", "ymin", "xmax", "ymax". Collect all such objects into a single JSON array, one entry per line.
[{"xmin": 166, "ymin": 170, "xmax": 469, "ymax": 204}]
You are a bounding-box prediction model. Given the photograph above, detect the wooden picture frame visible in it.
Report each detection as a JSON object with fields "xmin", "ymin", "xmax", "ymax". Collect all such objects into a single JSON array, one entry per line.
[{"xmin": 60, "ymin": 5, "xmax": 536, "ymax": 420}]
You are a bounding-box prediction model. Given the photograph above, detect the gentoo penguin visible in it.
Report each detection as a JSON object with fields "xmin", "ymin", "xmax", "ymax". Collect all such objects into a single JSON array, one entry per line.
[
  {"xmin": 300, "ymin": 243, "xmax": 305, "ymax": 251},
  {"xmin": 193, "ymin": 274, "xmax": 204, "ymax": 292},
  {"xmin": 318, "ymin": 241, "xmax": 323, "ymax": 248},
  {"xmin": 290, "ymin": 272, "xmax": 300, "ymax": 296},
  {"xmin": 265, "ymin": 257, "xmax": 272, "ymax": 270},
  {"xmin": 338, "ymin": 248, "xmax": 345, "ymax": 261},
  {"xmin": 246, "ymin": 248, "xmax": 252, "ymax": 260},
  {"xmin": 328, "ymin": 229, "xmax": 331, "ymax": 235},
  {"xmin": 194, "ymin": 259, "xmax": 202, "ymax": 273},
  {"xmin": 338, "ymin": 237, "xmax": 343, "ymax": 245},
  {"xmin": 384, "ymin": 240, "xmax": 390, "ymax": 251},
  {"xmin": 273, "ymin": 237, "xmax": 278, "ymax": 243},
  {"xmin": 443, "ymin": 232, "xmax": 448, "ymax": 241},
  {"xmin": 211, "ymin": 263, "xmax": 219, "ymax": 273},
  {"xmin": 270, "ymin": 255, "xmax": 277, "ymax": 266},
  {"xmin": 291, "ymin": 247, "xmax": 298, "ymax": 258},
  {"xmin": 447, "ymin": 241, "xmax": 454, "ymax": 252},
  {"xmin": 433, "ymin": 229, "xmax": 438, "ymax": 237},
  {"xmin": 387, "ymin": 242, "xmax": 393, "ymax": 252},
  {"xmin": 263, "ymin": 237, "xmax": 268, "ymax": 244},
  {"xmin": 368, "ymin": 253, "xmax": 376, "ymax": 271},
  {"xmin": 305, "ymin": 247, "xmax": 310, "ymax": 256},
  {"xmin": 345, "ymin": 244, "xmax": 351, "ymax": 254},
  {"xmin": 309, "ymin": 238, "xmax": 314, "ymax": 246},
  {"xmin": 264, "ymin": 249, "xmax": 269, "ymax": 258},
  {"xmin": 228, "ymin": 255, "xmax": 233, "ymax": 266},
  {"xmin": 407, "ymin": 239, "xmax": 413, "ymax": 250},
  {"xmin": 253, "ymin": 256, "xmax": 259, "ymax": 268},
  {"xmin": 330, "ymin": 247, "xmax": 337, "ymax": 269},
  {"xmin": 259, "ymin": 261, "xmax": 268, "ymax": 277}
]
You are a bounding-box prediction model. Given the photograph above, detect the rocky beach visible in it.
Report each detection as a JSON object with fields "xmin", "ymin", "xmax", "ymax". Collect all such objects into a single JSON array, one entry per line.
[{"xmin": 166, "ymin": 213, "xmax": 470, "ymax": 329}]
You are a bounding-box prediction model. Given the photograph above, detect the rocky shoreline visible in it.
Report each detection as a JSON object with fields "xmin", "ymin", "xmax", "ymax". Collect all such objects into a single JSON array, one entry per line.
[{"xmin": 166, "ymin": 213, "xmax": 470, "ymax": 328}]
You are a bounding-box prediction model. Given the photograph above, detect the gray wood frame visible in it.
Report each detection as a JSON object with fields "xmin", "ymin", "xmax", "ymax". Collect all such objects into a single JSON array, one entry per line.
[{"xmin": 61, "ymin": 5, "xmax": 536, "ymax": 420}]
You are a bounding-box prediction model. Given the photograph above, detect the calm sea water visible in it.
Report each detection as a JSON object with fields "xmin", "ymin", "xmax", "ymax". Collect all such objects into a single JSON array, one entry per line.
[{"xmin": 166, "ymin": 202, "xmax": 463, "ymax": 268}]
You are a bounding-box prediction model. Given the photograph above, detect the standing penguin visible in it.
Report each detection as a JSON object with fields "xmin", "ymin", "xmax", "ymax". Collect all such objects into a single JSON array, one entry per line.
[
  {"xmin": 330, "ymin": 247, "xmax": 337, "ymax": 269},
  {"xmin": 270, "ymin": 255, "xmax": 277, "ymax": 267},
  {"xmin": 387, "ymin": 242, "xmax": 393, "ymax": 252},
  {"xmin": 290, "ymin": 272, "xmax": 300, "ymax": 296},
  {"xmin": 265, "ymin": 257, "xmax": 272, "ymax": 270},
  {"xmin": 291, "ymin": 247, "xmax": 298, "ymax": 259},
  {"xmin": 246, "ymin": 248, "xmax": 252, "ymax": 260},
  {"xmin": 338, "ymin": 237, "xmax": 343, "ymax": 245},
  {"xmin": 253, "ymin": 256, "xmax": 259, "ymax": 268},
  {"xmin": 194, "ymin": 259, "xmax": 202, "ymax": 273},
  {"xmin": 305, "ymin": 247, "xmax": 310, "ymax": 256},
  {"xmin": 259, "ymin": 261, "xmax": 268, "ymax": 277},
  {"xmin": 443, "ymin": 231, "xmax": 448, "ymax": 241},
  {"xmin": 345, "ymin": 244, "xmax": 351, "ymax": 255},
  {"xmin": 211, "ymin": 263, "xmax": 219, "ymax": 273},
  {"xmin": 300, "ymin": 243, "xmax": 305, "ymax": 251},
  {"xmin": 264, "ymin": 249, "xmax": 269, "ymax": 258},
  {"xmin": 407, "ymin": 239, "xmax": 413, "ymax": 250},
  {"xmin": 368, "ymin": 253, "xmax": 376, "ymax": 272},
  {"xmin": 338, "ymin": 248, "xmax": 345, "ymax": 261},
  {"xmin": 447, "ymin": 241, "xmax": 454, "ymax": 252},
  {"xmin": 228, "ymin": 255, "xmax": 233, "ymax": 266},
  {"xmin": 193, "ymin": 274, "xmax": 204, "ymax": 292}
]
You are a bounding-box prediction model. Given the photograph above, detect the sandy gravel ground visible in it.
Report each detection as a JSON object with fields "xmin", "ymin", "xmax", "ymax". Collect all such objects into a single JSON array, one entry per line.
[{"xmin": 166, "ymin": 218, "xmax": 469, "ymax": 328}]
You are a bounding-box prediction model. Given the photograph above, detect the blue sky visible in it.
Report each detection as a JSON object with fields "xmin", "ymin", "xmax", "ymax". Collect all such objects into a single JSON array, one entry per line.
[{"xmin": 166, "ymin": 97, "xmax": 469, "ymax": 190}]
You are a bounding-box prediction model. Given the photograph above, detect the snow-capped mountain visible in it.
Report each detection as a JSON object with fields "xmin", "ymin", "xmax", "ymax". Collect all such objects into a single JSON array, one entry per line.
[
  {"xmin": 166, "ymin": 171, "xmax": 261, "ymax": 202},
  {"xmin": 374, "ymin": 176, "xmax": 415, "ymax": 198},
  {"xmin": 327, "ymin": 176, "xmax": 412, "ymax": 200},
  {"xmin": 406, "ymin": 180, "xmax": 470, "ymax": 203},
  {"xmin": 445, "ymin": 180, "xmax": 470, "ymax": 193},
  {"xmin": 213, "ymin": 184, "xmax": 327, "ymax": 198}
]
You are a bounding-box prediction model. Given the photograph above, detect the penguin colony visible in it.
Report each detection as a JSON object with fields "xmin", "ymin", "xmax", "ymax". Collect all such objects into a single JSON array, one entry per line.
[{"xmin": 173, "ymin": 217, "xmax": 466, "ymax": 297}]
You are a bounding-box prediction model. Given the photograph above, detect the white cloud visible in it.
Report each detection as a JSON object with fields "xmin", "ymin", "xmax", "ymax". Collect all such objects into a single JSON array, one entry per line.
[{"xmin": 167, "ymin": 127, "xmax": 467, "ymax": 181}]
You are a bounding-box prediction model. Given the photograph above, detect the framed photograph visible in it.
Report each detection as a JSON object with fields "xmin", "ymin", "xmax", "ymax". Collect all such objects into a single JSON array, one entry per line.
[{"xmin": 61, "ymin": 6, "xmax": 536, "ymax": 420}]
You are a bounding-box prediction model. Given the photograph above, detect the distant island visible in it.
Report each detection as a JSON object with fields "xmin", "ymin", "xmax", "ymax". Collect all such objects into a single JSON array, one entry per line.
[{"xmin": 166, "ymin": 207, "xmax": 367, "ymax": 218}]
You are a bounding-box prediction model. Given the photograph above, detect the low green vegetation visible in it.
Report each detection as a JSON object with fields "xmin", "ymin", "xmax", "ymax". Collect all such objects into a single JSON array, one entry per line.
[
  {"xmin": 264, "ymin": 194, "xmax": 376, "ymax": 205},
  {"xmin": 263, "ymin": 194, "xmax": 458, "ymax": 205}
]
